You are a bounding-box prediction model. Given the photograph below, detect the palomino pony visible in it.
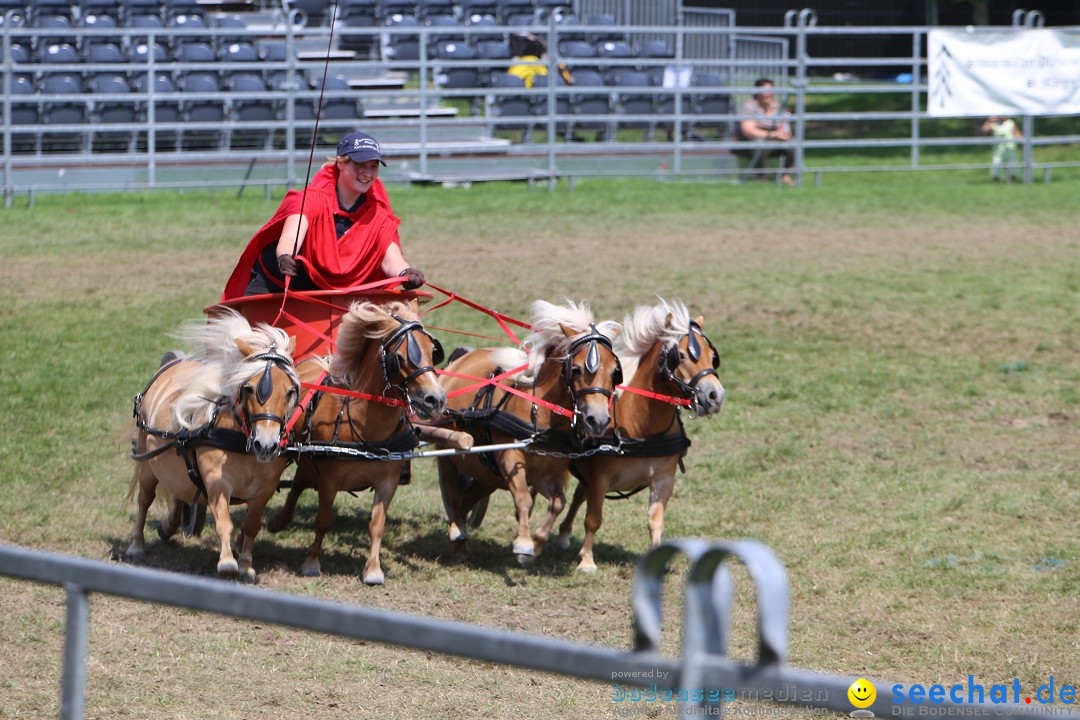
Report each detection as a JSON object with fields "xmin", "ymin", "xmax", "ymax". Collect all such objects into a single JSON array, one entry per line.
[
  {"xmin": 266, "ymin": 299, "xmax": 446, "ymax": 585},
  {"xmin": 556, "ymin": 298, "xmax": 726, "ymax": 573},
  {"xmin": 436, "ymin": 300, "xmax": 622, "ymax": 564},
  {"xmin": 126, "ymin": 310, "xmax": 300, "ymax": 579}
]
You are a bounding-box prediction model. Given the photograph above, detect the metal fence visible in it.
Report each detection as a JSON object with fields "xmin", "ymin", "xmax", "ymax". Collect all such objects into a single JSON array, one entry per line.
[
  {"xmin": 2, "ymin": 7, "xmax": 1079, "ymax": 205},
  {"xmin": 3, "ymin": 539, "xmax": 1077, "ymax": 720}
]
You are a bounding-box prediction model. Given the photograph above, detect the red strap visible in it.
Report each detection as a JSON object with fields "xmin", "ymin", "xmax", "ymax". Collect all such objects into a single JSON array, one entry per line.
[
  {"xmin": 299, "ymin": 381, "xmax": 407, "ymax": 407},
  {"xmin": 617, "ymin": 384, "xmax": 692, "ymax": 407},
  {"xmin": 424, "ymin": 281, "xmax": 531, "ymax": 345},
  {"xmin": 437, "ymin": 366, "xmax": 574, "ymax": 419}
]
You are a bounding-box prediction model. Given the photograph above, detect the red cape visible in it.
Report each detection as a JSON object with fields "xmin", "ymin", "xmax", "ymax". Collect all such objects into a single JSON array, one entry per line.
[{"xmin": 221, "ymin": 165, "xmax": 400, "ymax": 301}]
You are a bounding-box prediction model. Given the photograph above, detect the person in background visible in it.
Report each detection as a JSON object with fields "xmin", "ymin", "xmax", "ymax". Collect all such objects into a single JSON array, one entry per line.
[
  {"xmin": 981, "ymin": 116, "xmax": 1022, "ymax": 182},
  {"xmin": 735, "ymin": 77, "xmax": 794, "ymax": 186},
  {"xmin": 221, "ymin": 130, "xmax": 424, "ymax": 300}
]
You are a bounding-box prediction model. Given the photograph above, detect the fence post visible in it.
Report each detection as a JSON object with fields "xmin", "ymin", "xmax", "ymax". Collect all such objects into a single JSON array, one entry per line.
[
  {"xmin": 911, "ymin": 28, "xmax": 922, "ymax": 169},
  {"xmin": 792, "ymin": 9, "xmax": 816, "ymax": 187},
  {"xmin": 60, "ymin": 584, "xmax": 89, "ymax": 720},
  {"xmin": 285, "ymin": 11, "xmax": 298, "ymax": 189},
  {"xmin": 3, "ymin": 11, "xmax": 14, "ymax": 208},
  {"xmin": 419, "ymin": 28, "xmax": 429, "ymax": 179},
  {"xmin": 1021, "ymin": 114, "xmax": 1034, "ymax": 184}
]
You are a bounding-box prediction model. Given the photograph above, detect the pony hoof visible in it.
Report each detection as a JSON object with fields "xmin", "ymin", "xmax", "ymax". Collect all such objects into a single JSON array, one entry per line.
[
  {"xmin": 516, "ymin": 553, "xmax": 535, "ymax": 566},
  {"xmin": 555, "ymin": 534, "xmax": 572, "ymax": 550},
  {"xmin": 363, "ymin": 571, "xmax": 385, "ymax": 586},
  {"xmin": 300, "ymin": 564, "xmax": 321, "ymax": 578},
  {"xmin": 266, "ymin": 516, "xmax": 287, "ymax": 533},
  {"xmin": 156, "ymin": 524, "xmax": 174, "ymax": 542},
  {"xmin": 577, "ymin": 563, "xmax": 598, "ymax": 575},
  {"xmin": 448, "ymin": 526, "xmax": 467, "ymax": 543},
  {"xmin": 217, "ymin": 559, "xmax": 239, "ymax": 577},
  {"xmin": 242, "ymin": 566, "xmax": 257, "ymax": 583},
  {"xmin": 125, "ymin": 546, "xmax": 145, "ymax": 560},
  {"xmin": 512, "ymin": 542, "xmax": 535, "ymax": 556}
]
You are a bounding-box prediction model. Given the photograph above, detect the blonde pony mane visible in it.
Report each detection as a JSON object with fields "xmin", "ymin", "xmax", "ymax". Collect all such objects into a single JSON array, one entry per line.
[
  {"xmin": 329, "ymin": 300, "xmax": 414, "ymax": 385},
  {"xmin": 521, "ymin": 299, "xmax": 621, "ymax": 377},
  {"xmin": 169, "ymin": 309, "xmax": 296, "ymax": 430},
  {"xmin": 615, "ymin": 298, "xmax": 692, "ymax": 383}
]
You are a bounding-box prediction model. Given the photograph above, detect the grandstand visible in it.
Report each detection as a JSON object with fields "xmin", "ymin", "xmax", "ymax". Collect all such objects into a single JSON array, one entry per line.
[{"xmin": 2, "ymin": 0, "xmax": 777, "ymax": 188}]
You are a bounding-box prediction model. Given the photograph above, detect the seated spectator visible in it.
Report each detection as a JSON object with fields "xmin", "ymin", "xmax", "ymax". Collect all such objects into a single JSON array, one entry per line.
[
  {"xmin": 507, "ymin": 32, "xmax": 572, "ymax": 88},
  {"xmin": 735, "ymin": 77, "xmax": 794, "ymax": 186}
]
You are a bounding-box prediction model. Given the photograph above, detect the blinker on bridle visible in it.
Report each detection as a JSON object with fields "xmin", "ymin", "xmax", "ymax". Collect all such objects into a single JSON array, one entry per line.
[
  {"xmin": 237, "ymin": 343, "xmax": 299, "ymax": 453},
  {"xmin": 380, "ymin": 314, "xmax": 444, "ymax": 390},
  {"xmin": 661, "ymin": 322, "xmax": 720, "ymax": 396},
  {"xmin": 562, "ymin": 324, "xmax": 623, "ymax": 400}
]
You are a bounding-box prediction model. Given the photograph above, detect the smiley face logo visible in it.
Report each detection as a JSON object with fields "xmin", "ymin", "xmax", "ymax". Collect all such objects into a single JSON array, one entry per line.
[{"xmin": 848, "ymin": 678, "xmax": 876, "ymax": 709}]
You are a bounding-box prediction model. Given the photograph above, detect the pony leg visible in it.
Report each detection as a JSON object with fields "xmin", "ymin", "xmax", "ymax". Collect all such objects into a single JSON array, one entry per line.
[
  {"xmin": 500, "ymin": 454, "xmax": 536, "ymax": 563},
  {"xmin": 575, "ymin": 475, "xmax": 610, "ymax": 574},
  {"xmin": 206, "ymin": 490, "xmax": 239, "ymax": 577},
  {"xmin": 126, "ymin": 464, "xmax": 157, "ymax": 559},
  {"xmin": 647, "ymin": 476, "xmax": 675, "ymax": 548},
  {"xmin": 438, "ymin": 458, "xmax": 472, "ymax": 562},
  {"xmin": 158, "ymin": 497, "xmax": 185, "ymax": 541},
  {"xmin": 235, "ymin": 490, "xmax": 275, "ymax": 582},
  {"xmin": 266, "ymin": 467, "xmax": 313, "ymax": 533},
  {"xmin": 299, "ymin": 482, "xmax": 337, "ymax": 577},
  {"xmin": 362, "ymin": 475, "xmax": 399, "ymax": 586},
  {"xmin": 556, "ymin": 481, "xmax": 587, "ymax": 550},
  {"xmin": 531, "ymin": 480, "xmax": 568, "ymax": 552}
]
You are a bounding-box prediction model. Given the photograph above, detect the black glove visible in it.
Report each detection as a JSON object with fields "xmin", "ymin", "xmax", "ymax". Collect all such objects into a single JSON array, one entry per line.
[
  {"xmin": 276, "ymin": 254, "xmax": 297, "ymax": 277},
  {"xmin": 399, "ymin": 267, "xmax": 425, "ymax": 290}
]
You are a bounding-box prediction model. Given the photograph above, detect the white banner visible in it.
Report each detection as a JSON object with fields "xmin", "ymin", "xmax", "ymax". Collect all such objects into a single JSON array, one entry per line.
[{"xmin": 927, "ymin": 29, "xmax": 1080, "ymax": 116}]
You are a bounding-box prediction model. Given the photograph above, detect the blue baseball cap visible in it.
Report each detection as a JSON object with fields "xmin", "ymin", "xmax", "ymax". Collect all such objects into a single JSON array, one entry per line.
[{"xmin": 337, "ymin": 130, "xmax": 386, "ymax": 166}]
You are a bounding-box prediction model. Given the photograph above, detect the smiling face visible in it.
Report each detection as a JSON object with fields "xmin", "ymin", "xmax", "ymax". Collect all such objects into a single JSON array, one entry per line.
[
  {"xmin": 336, "ymin": 157, "xmax": 381, "ymax": 199},
  {"xmin": 848, "ymin": 679, "xmax": 876, "ymax": 709}
]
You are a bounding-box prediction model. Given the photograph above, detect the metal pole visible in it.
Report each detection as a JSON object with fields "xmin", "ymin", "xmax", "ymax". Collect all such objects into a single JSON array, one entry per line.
[
  {"xmin": 285, "ymin": 12, "xmax": 297, "ymax": 189},
  {"xmin": 419, "ymin": 27, "xmax": 429, "ymax": 179},
  {"xmin": 145, "ymin": 28, "xmax": 157, "ymax": 187},
  {"xmin": 793, "ymin": 9, "xmax": 816, "ymax": 187},
  {"xmin": 1021, "ymin": 114, "xmax": 1033, "ymax": 184},
  {"xmin": 3, "ymin": 11, "xmax": 14, "ymax": 208},
  {"xmin": 59, "ymin": 584, "xmax": 89, "ymax": 720},
  {"xmin": 911, "ymin": 28, "xmax": 921, "ymax": 168}
]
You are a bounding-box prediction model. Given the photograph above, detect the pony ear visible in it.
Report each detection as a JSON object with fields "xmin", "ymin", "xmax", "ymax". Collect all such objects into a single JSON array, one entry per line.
[
  {"xmin": 286, "ymin": 335, "xmax": 297, "ymax": 355},
  {"xmin": 559, "ymin": 323, "xmax": 577, "ymax": 338},
  {"xmin": 663, "ymin": 312, "xmax": 674, "ymax": 329},
  {"xmin": 408, "ymin": 298, "xmax": 419, "ymax": 314},
  {"xmin": 236, "ymin": 338, "xmax": 254, "ymax": 357},
  {"xmin": 693, "ymin": 315, "xmax": 705, "ymax": 329}
]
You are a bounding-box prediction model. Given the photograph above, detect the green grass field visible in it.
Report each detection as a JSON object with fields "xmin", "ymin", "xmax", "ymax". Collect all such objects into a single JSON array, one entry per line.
[{"xmin": 0, "ymin": 170, "xmax": 1077, "ymax": 719}]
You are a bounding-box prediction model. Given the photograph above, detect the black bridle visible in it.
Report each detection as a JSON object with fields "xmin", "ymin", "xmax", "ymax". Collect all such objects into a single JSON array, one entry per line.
[
  {"xmin": 379, "ymin": 314, "xmax": 444, "ymax": 394},
  {"xmin": 555, "ymin": 325, "xmax": 623, "ymax": 435},
  {"xmin": 233, "ymin": 344, "xmax": 300, "ymax": 453},
  {"xmin": 658, "ymin": 321, "xmax": 720, "ymax": 399}
]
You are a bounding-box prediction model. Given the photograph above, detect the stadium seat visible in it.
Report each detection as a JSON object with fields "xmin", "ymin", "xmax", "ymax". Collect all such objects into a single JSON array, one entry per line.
[
  {"xmin": 80, "ymin": 14, "xmax": 121, "ymax": 45},
  {"xmin": 425, "ymin": 14, "xmax": 466, "ymax": 49},
  {"xmin": 373, "ymin": 0, "xmax": 415, "ymax": 22},
  {"xmin": 128, "ymin": 14, "xmax": 165, "ymax": 45},
  {"xmin": 40, "ymin": 73, "xmax": 88, "ymax": 152},
  {"xmin": 7, "ymin": 42, "xmax": 31, "ymax": 64},
  {"xmin": 496, "ymin": 0, "xmax": 533, "ymax": 25},
  {"xmin": 132, "ymin": 73, "xmax": 181, "ymax": 151},
  {"xmin": 462, "ymin": 14, "xmax": 500, "ymax": 43},
  {"xmin": 651, "ymin": 65, "xmax": 693, "ymax": 141},
  {"xmin": 227, "ymin": 72, "xmax": 274, "ymax": 149},
  {"xmin": 416, "ymin": 0, "xmax": 453, "ymax": 21},
  {"xmin": 473, "ymin": 39, "xmax": 511, "ymax": 62},
  {"xmin": 557, "ymin": 39, "xmax": 597, "ymax": 74},
  {"xmin": 636, "ymin": 39, "xmax": 673, "ymax": 59},
  {"xmin": 585, "ymin": 14, "xmax": 622, "ymax": 44},
  {"xmin": 0, "ymin": 11, "xmax": 26, "ymax": 32},
  {"xmin": 177, "ymin": 71, "xmax": 225, "ymax": 149},
  {"xmin": 80, "ymin": 0, "xmax": 123, "ymax": 22},
  {"xmin": 128, "ymin": 41, "xmax": 169, "ymax": 68},
  {"xmin": 534, "ymin": 0, "xmax": 572, "ymax": 23},
  {"xmin": 120, "ymin": 0, "xmax": 163, "ymax": 19},
  {"xmin": 87, "ymin": 74, "xmax": 137, "ymax": 152},
  {"xmin": 610, "ymin": 69, "xmax": 654, "ymax": 138},
  {"xmin": 161, "ymin": 0, "xmax": 202, "ymax": 21},
  {"xmin": 32, "ymin": 16, "xmax": 78, "ymax": 49},
  {"xmin": 566, "ymin": 68, "xmax": 611, "ymax": 141},
  {"xmin": 211, "ymin": 15, "xmax": 249, "ymax": 47},
  {"xmin": 595, "ymin": 40, "xmax": 634, "ymax": 61},
  {"xmin": 691, "ymin": 72, "xmax": 731, "ymax": 138},
  {"xmin": 487, "ymin": 72, "xmax": 533, "ymax": 140},
  {"xmin": 28, "ymin": 0, "xmax": 74, "ymax": 22},
  {"xmin": 168, "ymin": 14, "xmax": 210, "ymax": 46},
  {"xmin": 340, "ymin": 0, "xmax": 379, "ymax": 56},
  {"xmin": 459, "ymin": 0, "xmax": 498, "ymax": 19},
  {"xmin": 382, "ymin": 14, "xmax": 420, "ymax": 65},
  {"xmin": 219, "ymin": 41, "xmax": 260, "ymax": 65},
  {"xmin": 83, "ymin": 42, "xmax": 127, "ymax": 83},
  {"xmin": 5, "ymin": 74, "xmax": 40, "ymax": 153},
  {"xmin": 174, "ymin": 40, "xmax": 215, "ymax": 63},
  {"xmin": 529, "ymin": 70, "xmax": 569, "ymax": 139},
  {"xmin": 287, "ymin": 0, "xmax": 333, "ymax": 27},
  {"xmin": 434, "ymin": 41, "xmax": 480, "ymax": 88}
]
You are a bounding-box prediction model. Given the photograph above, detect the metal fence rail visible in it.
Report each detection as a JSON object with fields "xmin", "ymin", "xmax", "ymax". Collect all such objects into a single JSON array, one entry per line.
[
  {"xmin": 3, "ymin": 10, "xmax": 1079, "ymax": 204},
  {"xmin": 2, "ymin": 540, "xmax": 1077, "ymax": 720}
]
